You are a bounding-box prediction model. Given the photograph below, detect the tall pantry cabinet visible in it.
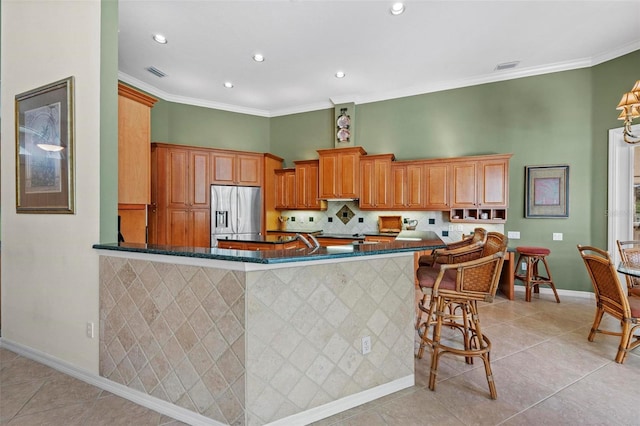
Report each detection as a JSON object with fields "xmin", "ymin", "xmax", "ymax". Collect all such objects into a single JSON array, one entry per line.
[
  {"xmin": 117, "ymin": 83, "xmax": 157, "ymax": 243},
  {"xmin": 149, "ymin": 144, "xmax": 211, "ymax": 248}
]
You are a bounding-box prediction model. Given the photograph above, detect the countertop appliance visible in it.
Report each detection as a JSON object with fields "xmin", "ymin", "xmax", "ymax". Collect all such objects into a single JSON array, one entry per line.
[{"xmin": 211, "ymin": 185, "xmax": 261, "ymax": 247}]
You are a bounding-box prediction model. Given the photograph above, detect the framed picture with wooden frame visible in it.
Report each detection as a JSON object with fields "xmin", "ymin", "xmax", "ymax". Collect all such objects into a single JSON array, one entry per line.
[
  {"xmin": 15, "ymin": 76, "xmax": 75, "ymax": 214},
  {"xmin": 525, "ymin": 164, "xmax": 569, "ymax": 218}
]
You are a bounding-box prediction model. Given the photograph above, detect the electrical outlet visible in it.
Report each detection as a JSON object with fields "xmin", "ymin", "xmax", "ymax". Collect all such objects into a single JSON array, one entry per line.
[
  {"xmin": 291, "ymin": 217, "xmax": 296, "ymax": 222},
  {"xmin": 552, "ymin": 232, "xmax": 563, "ymax": 241},
  {"xmin": 521, "ymin": 262, "xmax": 527, "ymax": 271},
  {"xmin": 86, "ymin": 322, "xmax": 94, "ymax": 339},
  {"xmin": 361, "ymin": 336, "xmax": 371, "ymax": 355},
  {"xmin": 309, "ymin": 217, "xmax": 314, "ymax": 222},
  {"xmin": 508, "ymin": 231, "xmax": 520, "ymax": 239}
]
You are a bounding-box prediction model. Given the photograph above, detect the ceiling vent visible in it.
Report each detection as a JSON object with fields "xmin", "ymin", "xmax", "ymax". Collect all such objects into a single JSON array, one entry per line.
[
  {"xmin": 146, "ymin": 66, "xmax": 167, "ymax": 78},
  {"xmin": 495, "ymin": 61, "xmax": 520, "ymax": 71}
]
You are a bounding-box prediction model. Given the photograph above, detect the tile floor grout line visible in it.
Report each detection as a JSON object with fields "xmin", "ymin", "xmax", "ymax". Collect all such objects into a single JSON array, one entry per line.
[{"xmin": 494, "ymin": 360, "xmax": 615, "ymax": 426}]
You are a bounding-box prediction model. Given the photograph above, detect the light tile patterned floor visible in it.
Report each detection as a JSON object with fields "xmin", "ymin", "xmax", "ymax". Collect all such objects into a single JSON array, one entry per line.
[{"xmin": 1, "ymin": 293, "xmax": 639, "ymax": 425}]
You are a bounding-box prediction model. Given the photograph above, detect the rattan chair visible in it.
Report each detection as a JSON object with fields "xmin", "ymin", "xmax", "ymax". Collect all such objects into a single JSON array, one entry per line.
[
  {"xmin": 616, "ymin": 240, "xmax": 640, "ymax": 297},
  {"xmin": 417, "ymin": 228, "xmax": 488, "ymax": 267},
  {"xmin": 577, "ymin": 245, "xmax": 640, "ymax": 364},
  {"xmin": 416, "ymin": 232, "xmax": 508, "ymax": 399}
]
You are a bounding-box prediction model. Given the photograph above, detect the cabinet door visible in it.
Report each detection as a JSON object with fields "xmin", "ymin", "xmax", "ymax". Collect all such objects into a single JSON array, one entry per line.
[
  {"xmin": 190, "ymin": 209, "xmax": 211, "ymax": 247},
  {"xmin": 190, "ymin": 150, "xmax": 210, "ymax": 208},
  {"xmin": 374, "ymin": 159, "xmax": 392, "ymax": 208},
  {"xmin": 390, "ymin": 164, "xmax": 407, "ymax": 209},
  {"xmin": 451, "ymin": 161, "xmax": 477, "ymax": 208},
  {"xmin": 359, "ymin": 159, "xmax": 376, "ymax": 208},
  {"xmin": 167, "ymin": 149, "xmax": 189, "ymax": 208},
  {"xmin": 118, "ymin": 95, "xmax": 151, "ymax": 204},
  {"xmin": 305, "ymin": 162, "xmax": 321, "ymax": 209},
  {"xmin": 295, "ymin": 164, "xmax": 310, "ymax": 208},
  {"xmin": 211, "ymin": 152, "xmax": 236, "ymax": 185},
  {"xmin": 338, "ymin": 151, "xmax": 360, "ymax": 198},
  {"xmin": 275, "ymin": 169, "xmax": 295, "ymax": 209},
  {"xmin": 167, "ymin": 208, "xmax": 189, "ymax": 247},
  {"xmin": 478, "ymin": 158, "xmax": 509, "ymax": 207},
  {"xmin": 405, "ymin": 164, "xmax": 424, "ymax": 208},
  {"xmin": 424, "ymin": 163, "xmax": 449, "ymax": 209},
  {"xmin": 118, "ymin": 84, "xmax": 156, "ymax": 205},
  {"xmin": 237, "ymin": 153, "xmax": 263, "ymax": 186},
  {"xmin": 319, "ymin": 152, "xmax": 338, "ymax": 198}
]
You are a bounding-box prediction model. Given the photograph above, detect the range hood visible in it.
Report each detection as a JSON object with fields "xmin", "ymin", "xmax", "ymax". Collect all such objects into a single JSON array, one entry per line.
[{"xmin": 323, "ymin": 198, "xmax": 359, "ymax": 201}]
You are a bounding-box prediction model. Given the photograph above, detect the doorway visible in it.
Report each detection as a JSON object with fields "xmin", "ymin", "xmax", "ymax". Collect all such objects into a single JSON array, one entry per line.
[{"xmin": 608, "ymin": 124, "xmax": 640, "ymax": 265}]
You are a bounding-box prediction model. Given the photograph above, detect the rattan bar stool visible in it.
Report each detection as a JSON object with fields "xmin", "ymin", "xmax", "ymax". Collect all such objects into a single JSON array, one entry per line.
[
  {"xmin": 514, "ymin": 246, "xmax": 560, "ymax": 303},
  {"xmin": 415, "ymin": 232, "xmax": 508, "ymax": 399}
]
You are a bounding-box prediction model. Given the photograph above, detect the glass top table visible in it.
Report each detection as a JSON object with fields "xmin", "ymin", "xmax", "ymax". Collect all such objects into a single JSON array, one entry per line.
[{"xmin": 617, "ymin": 261, "xmax": 640, "ymax": 277}]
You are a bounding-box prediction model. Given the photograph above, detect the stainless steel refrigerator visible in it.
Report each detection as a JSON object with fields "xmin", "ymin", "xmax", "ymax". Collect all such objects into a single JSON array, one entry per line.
[{"xmin": 211, "ymin": 185, "xmax": 261, "ymax": 246}]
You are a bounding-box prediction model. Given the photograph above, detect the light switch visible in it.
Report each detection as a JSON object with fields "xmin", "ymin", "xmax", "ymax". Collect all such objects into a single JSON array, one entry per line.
[
  {"xmin": 553, "ymin": 233, "xmax": 563, "ymax": 241},
  {"xmin": 508, "ymin": 231, "xmax": 521, "ymax": 239}
]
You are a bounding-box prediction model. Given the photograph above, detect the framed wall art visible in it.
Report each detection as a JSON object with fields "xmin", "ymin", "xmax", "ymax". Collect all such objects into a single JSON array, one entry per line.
[
  {"xmin": 15, "ymin": 76, "xmax": 75, "ymax": 213},
  {"xmin": 525, "ymin": 164, "xmax": 569, "ymax": 218}
]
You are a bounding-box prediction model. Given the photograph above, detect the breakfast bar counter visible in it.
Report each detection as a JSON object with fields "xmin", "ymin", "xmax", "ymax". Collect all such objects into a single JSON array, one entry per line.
[{"xmin": 94, "ymin": 232, "xmax": 444, "ymax": 425}]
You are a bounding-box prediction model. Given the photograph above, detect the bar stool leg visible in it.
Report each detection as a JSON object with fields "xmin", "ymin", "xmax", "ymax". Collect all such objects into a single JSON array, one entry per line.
[{"xmin": 540, "ymin": 256, "xmax": 560, "ymax": 303}]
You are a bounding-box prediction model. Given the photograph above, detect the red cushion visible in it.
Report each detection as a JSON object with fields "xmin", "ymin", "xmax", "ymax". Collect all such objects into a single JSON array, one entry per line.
[
  {"xmin": 416, "ymin": 266, "xmax": 457, "ymax": 291},
  {"xmin": 418, "ymin": 254, "xmax": 435, "ymax": 266},
  {"xmin": 516, "ymin": 246, "xmax": 551, "ymax": 256},
  {"xmin": 629, "ymin": 295, "xmax": 640, "ymax": 318}
]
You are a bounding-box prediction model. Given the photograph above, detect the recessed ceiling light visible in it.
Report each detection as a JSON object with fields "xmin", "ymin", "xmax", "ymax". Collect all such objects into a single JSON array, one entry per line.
[
  {"xmin": 390, "ymin": 2, "xmax": 405, "ymax": 15},
  {"xmin": 335, "ymin": 71, "xmax": 346, "ymax": 79},
  {"xmin": 152, "ymin": 34, "xmax": 167, "ymax": 44},
  {"xmin": 253, "ymin": 53, "xmax": 265, "ymax": 62},
  {"xmin": 224, "ymin": 82, "xmax": 234, "ymax": 88}
]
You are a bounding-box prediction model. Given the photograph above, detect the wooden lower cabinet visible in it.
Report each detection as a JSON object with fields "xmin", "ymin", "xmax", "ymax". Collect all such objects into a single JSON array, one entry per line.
[
  {"xmin": 218, "ymin": 240, "xmax": 300, "ymax": 250},
  {"xmin": 167, "ymin": 208, "xmax": 210, "ymax": 247},
  {"xmin": 364, "ymin": 235, "xmax": 396, "ymax": 243}
]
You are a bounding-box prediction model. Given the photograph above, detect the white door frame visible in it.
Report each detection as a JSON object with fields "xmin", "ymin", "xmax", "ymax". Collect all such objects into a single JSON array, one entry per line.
[{"xmin": 607, "ymin": 124, "xmax": 640, "ymax": 265}]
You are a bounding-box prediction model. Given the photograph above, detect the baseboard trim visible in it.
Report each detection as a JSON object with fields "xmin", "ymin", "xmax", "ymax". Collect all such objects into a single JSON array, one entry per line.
[
  {"xmin": 265, "ymin": 375, "xmax": 415, "ymax": 426},
  {"xmin": 0, "ymin": 339, "xmax": 222, "ymax": 426},
  {"xmin": 513, "ymin": 285, "xmax": 595, "ymax": 300},
  {"xmin": 0, "ymin": 339, "xmax": 414, "ymax": 426}
]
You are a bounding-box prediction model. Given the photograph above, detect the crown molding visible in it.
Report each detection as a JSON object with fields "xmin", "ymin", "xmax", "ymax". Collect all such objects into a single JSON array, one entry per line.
[{"xmin": 119, "ymin": 46, "xmax": 640, "ymax": 118}]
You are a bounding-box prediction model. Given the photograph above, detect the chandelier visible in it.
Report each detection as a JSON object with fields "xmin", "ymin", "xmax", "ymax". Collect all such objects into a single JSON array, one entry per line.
[{"xmin": 617, "ymin": 80, "xmax": 640, "ymax": 144}]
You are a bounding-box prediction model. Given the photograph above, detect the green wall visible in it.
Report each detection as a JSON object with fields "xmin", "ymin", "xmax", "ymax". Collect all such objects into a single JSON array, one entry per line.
[
  {"xmin": 151, "ymin": 100, "xmax": 270, "ymax": 152},
  {"xmin": 269, "ymin": 51, "xmax": 639, "ymax": 292},
  {"xmin": 135, "ymin": 49, "xmax": 640, "ymax": 293},
  {"xmin": 100, "ymin": 0, "xmax": 119, "ymax": 243}
]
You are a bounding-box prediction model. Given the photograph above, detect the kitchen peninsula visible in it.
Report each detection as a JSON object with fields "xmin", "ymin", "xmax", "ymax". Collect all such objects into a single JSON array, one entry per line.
[{"xmin": 94, "ymin": 233, "xmax": 444, "ymax": 425}]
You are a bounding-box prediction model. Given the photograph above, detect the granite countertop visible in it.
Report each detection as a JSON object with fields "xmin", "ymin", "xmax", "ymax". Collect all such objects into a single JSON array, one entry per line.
[{"xmin": 93, "ymin": 231, "xmax": 445, "ymax": 264}]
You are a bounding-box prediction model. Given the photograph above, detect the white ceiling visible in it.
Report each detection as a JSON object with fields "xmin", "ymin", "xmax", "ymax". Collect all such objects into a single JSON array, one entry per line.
[{"xmin": 118, "ymin": 0, "xmax": 640, "ymax": 117}]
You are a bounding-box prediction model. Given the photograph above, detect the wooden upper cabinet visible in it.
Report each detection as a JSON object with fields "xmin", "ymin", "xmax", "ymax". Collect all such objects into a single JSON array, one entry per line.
[
  {"xmin": 424, "ymin": 163, "xmax": 450, "ymax": 209},
  {"xmin": 477, "ymin": 157, "xmax": 509, "ymax": 207},
  {"xmin": 390, "ymin": 162, "xmax": 425, "ymax": 209},
  {"xmin": 359, "ymin": 154, "xmax": 394, "ymax": 209},
  {"xmin": 275, "ymin": 169, "xmax": 296, "ymax": 209},
  {"xmin": 211, "ymin": 151, "xmax": 263, "ymax": 186},
  {"xmin": 118, "ymin": 83, "xmax": 157, "ymax": 205},
  {"xmin": 450, "ymin": 154, "xmax": 511, "ymax": 209},
  {"xmin": 294, "ymin": 160, "xmax": 323, "ymax": 209},
  {"xmin": 450, "ymin": 161, "xmax": 478, "ymax": 208},
  {"xmin": 318, "ymin": 146, "xmax": 367, "ymax": 199}
]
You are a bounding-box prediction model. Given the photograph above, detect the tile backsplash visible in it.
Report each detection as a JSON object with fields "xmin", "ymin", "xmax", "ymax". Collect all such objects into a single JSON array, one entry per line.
[{"xmin": 278, "ymin": 201, "xmax": 504, "ymax": 243}]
